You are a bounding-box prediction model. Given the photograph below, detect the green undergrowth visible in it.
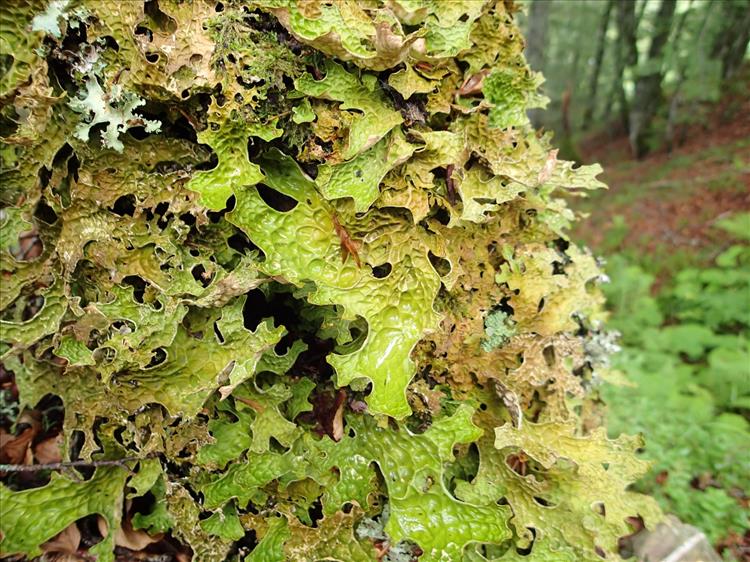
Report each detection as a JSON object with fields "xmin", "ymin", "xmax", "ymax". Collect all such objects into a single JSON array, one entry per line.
[
  {"xmin": 602, "ymin": 212, "xmax": 750, "ymax": 551},
  {"xmin": 1, "ymin": 1, "xmax": 662, "ymax": 561}
]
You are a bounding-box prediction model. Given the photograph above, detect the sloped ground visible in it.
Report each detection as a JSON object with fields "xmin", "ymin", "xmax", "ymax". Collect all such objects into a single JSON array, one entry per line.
[{"xmin": 573, "ymin": 76, "xmax": 750, "ymax": 286}]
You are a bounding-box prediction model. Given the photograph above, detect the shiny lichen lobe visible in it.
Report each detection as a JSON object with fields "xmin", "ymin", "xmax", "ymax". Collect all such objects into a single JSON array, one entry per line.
[{"xmin": 0, "ymin": 1, "xmax": 657, "ymax": 561}]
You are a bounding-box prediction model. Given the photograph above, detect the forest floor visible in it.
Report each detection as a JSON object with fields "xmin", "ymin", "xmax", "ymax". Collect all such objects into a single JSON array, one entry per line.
[
  {"xmin": 572, "ymin": 79, "xmax": 750, "ymax": 287},
  {"xmin": 568, "ymin": 73, "xmax": 750, "ymax": 561}
]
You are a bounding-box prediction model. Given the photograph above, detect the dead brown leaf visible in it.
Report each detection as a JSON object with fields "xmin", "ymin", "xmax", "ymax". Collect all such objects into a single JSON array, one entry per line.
[
  {"xmin": 11, "ymin": 231, "xmax": 43, "ymax": 261},
  {"xmin": 34, "ymin": 433, "xmax": 64, "ymax": 464},
  {"xmin": 98, "ymin": 515, "xmax": 161, "ymax": 552},
  {"xmin": 537, "ymin": 149, "xmax": 559, "ymax": 185},
  {"xmin": 458, "ymin": 69, "xmax": 490, "ymax": 97},
  {"xmin": 0, "ymin": 427, "xmax": 35, "ymax": 465},
  {"xmin": 41, "ymin": 523, "xmax": 81, "ymax": 557},
  {"xmin": 312, "ymin": 389, "xmax": 347, "ymax": 442}
]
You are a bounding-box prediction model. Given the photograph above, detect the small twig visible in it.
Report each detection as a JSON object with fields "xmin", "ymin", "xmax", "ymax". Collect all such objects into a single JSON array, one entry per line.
[
  {"xmin": 177, "ymin": 107, "xmax": 199, "ymax": 130},
  {"xmin": 445, "ymin": 164, "xmax": 457, "ymax": 205},
  {"xmin": 235, "ymin": 395, "xmax": 266, "ymax": 413},
  {"xmin": 0, "ymin": 455, "xmax": 155, "ymax": 473},
  {"xmin": 265, "ymin": 110, "xmax": 292, "ymax": 121},
  {"xmin": 332, "ymin": 214, "xmax": 361, "ymax": 268}
]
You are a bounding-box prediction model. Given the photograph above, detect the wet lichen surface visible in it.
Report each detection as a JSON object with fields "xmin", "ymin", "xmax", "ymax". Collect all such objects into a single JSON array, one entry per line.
[{"xmin": 0, "ymin": 1, "xmax": 660, "ymax": 561}]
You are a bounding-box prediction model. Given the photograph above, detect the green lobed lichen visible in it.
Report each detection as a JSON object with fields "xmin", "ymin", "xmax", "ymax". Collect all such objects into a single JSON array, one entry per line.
[{"xmin": 0, "ymin": 1, "xmax": 659, "ymax": 560}]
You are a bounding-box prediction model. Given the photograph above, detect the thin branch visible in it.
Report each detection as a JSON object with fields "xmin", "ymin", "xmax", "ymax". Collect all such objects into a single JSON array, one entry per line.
[
  {"xmin": 445, "ymin": 164, "xmax": 457, "ymax": 205},
  {"xmin": 0, "ymin": 455, "xmax": 155, "ymax": 473}
]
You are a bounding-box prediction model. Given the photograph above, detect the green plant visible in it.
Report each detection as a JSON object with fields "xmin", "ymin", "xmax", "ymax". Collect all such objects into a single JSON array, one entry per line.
[
  {"xmin": 1, "ymin": 2, "xmax": 658, "ymax": 561},
  {"xmin": 601, "ymin": 218, "xmax": 750, "ymax": 549}
]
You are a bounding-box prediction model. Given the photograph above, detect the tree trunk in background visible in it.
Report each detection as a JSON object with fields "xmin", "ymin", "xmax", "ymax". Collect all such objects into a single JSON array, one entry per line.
[
  {"xmin": 526, "ymin": 0, "xmax": 549, "ymax": 128},
  {"xmin": 605, "ymin": 0, "xmax": 638, "ymax": 130},
  {"xmin": 711, "ymin": 0, "xmax": 750, "ymax": 79},
  {"xmin": 621, "ymin": 0, "xmax": 640, "ymax": 68},
  {"xmin": 582, "ymin": 0, "xmax": 614, "ymax": 129},
  {"xmin": 628, "ymin": 0, "xmax": 677, "ymax": 158},
  {"xmin": 665, "ymin": 0, "xmax": 701, "ymax": 151},
  {"xmin": 559, "ymin": 48, "xmax": 583, "ymax": 162},
  {"xmin": 635, "ymin": 0, "xmax": 648, "ymax": 29}
]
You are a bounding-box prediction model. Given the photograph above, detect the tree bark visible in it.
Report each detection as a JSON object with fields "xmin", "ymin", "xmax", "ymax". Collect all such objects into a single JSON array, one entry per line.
[
  {"xmin": 628, "ymin": 0, "xmax": 677, "ymax": 158},
  {"xmin": 635, "ymin": 0, "xmax": 649, "ymax": 29},
  {"xmin": 582, "ymin": 0, "xmax": 614, "ymax": 129},
  {"xmin": 711, "ymin": 0, "xmax": 750, "ymax": 79},
  {"xmin": 620, "ymin": 0, "xmax": 640, "ymax": 69},
  {"xmin": 604, "ymin": 0, "xmax": 638, "ymax": 130},
  {"xmin": 665, "ymin": 0, "xmax": 702, "ymax": 151},
  {"xmin": 526, "ymin": 0, "xmax": 550, "ymax": 128}
]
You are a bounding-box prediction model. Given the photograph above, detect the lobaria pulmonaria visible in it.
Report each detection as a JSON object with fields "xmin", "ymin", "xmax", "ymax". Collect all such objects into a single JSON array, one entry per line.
[{"xmin": 0, "ymin": 1, "xmax": 660, "ymax": 560}]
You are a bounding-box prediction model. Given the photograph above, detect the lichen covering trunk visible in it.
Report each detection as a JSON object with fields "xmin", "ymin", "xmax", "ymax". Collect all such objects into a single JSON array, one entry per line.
[{"xmin": 0, "ymin": 1, "xmax": 660, "ymax": 560}]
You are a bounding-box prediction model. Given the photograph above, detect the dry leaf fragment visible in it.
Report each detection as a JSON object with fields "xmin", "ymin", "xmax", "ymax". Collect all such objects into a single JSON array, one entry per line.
[
  {"xmin": 34, "ymin": 433, "xmax": 64, "ymax": 464},
  {"xmin": 312, "ymin": 389, "xmax": 347, "ymax": 441},
  {"xmin": 332, "ymin": 214, "xmax": 361, "ymax": 268},
  {"xmin": 0, "ymin": 427, "xmax": 35, "ymax": 465},
  {"xmin": 331, "ymin": 394, "xmax": 345, "ymax": 442},
  {"xmin": 235, "ymin": 395, "xmax": 266, "ymax": 413},
  {"xmin": 98, "ymin": 514, "xmax": 161, "ymax": 552},
  {"xmin": 41, "ymin": 522, "xmax": 81, "ymax": 557},
  {"xmin": 537, "ymin": 149, "xmax": 559, "ymax": 185},
  {"xmin": 458, "ymin": 69, "xmax": 491, "ymax": 97}
]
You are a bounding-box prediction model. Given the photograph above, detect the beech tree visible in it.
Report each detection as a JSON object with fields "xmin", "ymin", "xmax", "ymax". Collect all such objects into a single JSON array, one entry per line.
[
  {"xmin": 582, "ymin": 0, "xmax": 614, "ymax": 129},
  {"xmin": 526, "ymin": 0, "xmax": 749, "ymax": 157},
  {"xmin": 712, "ymin": 0, "xmax": 750, "ymax": 79},
  {"xmin": 628, "ymin": 0, "xmax": 677, "ymax": 158}
]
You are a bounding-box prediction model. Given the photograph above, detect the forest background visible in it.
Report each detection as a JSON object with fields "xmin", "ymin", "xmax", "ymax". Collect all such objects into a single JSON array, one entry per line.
[{"xmin": 521, "ymin": 0, "xmax": 749, "ymax": 558}]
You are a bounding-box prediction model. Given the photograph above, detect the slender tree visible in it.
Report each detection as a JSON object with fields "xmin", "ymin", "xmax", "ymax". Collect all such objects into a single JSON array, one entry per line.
[
  {"xmin": 526, "ymin": 0, "xmax": 550, "ymax": 127},
  {"xmin": 711, "ymin": 0, "xmax": 750, "ymax": 79},
  {"xmin": 620, "ymin": 0, "xmax": 640, "ymax": 71},
  {"xmin": 665, "ymin": 0, "xmax": 705, "ymax": 151},
  {"xmin": 635, "ymin": 0, "xmax": 649, "ymax": 29},
  {"xmin": 582, "ymin": 0, "xmax": 614, "ymax": 129},
  {"xmin": 628, "ymin": 0, "xmax": 677, "ymax": 158},
  {"xmin": 604, "ymin": 0, "xmax": 638, "ymax": 130}
]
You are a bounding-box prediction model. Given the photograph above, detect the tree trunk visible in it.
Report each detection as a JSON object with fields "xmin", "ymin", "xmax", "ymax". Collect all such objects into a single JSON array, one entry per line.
[
  {"xmin": 665, "ymin": 0, "xmax": 702, "ymax": 151},
  {"xmin": 604, "ymin": 0, "xmax": 638, "ymax": 130},
  {"xmin": 635, "ymin": 0, "xmax": 649, "ymax": 29},
  {"xmin": 711, "ymin": 0, "xmax": 750, "ymax": 79},
  {"xmin": 526, "ymin": 0, "xmax": 550, "ymax": 128},
  {"xmin": 621, "ymin": 0, "xmax": 640, "ymax": 68},
  {"xmin": 628, "ymin": 0, "xmax": 677, "ymax": 159},
  {"xmin": 582, "ymin": 0, "xmax": 614, "ymax": 129}
]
